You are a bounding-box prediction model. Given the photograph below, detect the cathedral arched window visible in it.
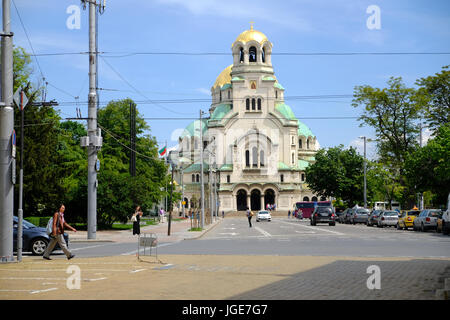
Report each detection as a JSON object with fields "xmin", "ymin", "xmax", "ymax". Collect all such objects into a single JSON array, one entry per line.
[
  {"xmin": 257, "ymin": 98, "xmax": 261, "ymax": 110},
  {"xmin": 299, "ymin": 139, "xmax": 302, "ymax": 149},
  {"xmin": 249, "ymin": 46, "xmax": 257, "ymax": 62},
  {"xmin": 260, "ymin": 150, "xmax": 265, "ymax": 167},
  {"xmin": 301, "ymin": 173, "xmax": 305, "ymax": 182},
  {"xmin": 246, "ymin": 98, "xmax": 250, "ymax": 110},
  {"xmin": 275, "ymin": 90, "xmax": 278, "ymax": 99},
  {"xmin": 245, "ymin": 150, "xmax": 250, "ymax": 167},
  {"xmin": 312, "ymin": 196, "xmax": 318, "ymax": 202},
  {"xmin": 251, "ymin": 98, "xmax": 256, "ymax": 110},
  {"xmin": 303, "ymin": 196, "xmax": 309, "ymax": 201},
  {"xmin": 228, "ymin": 90, "xmax": 230, "ymax": 99},
  {"xmin": 280, "ymin": 174, "xmax": 284, "ymax": 183},
  {"xmin": 196, "ymin": 174, "xmax": 200, "ymax": 183},
  {"xmin": 239, "ymin": 47, "xmax": 244, "ymax": 63},
  {"xmin": 307, "ymin": 139, "xmax": 310, "ymax": 150},
  {"xmin": 192, "ymin": 174, "xmax": 195, "ymax": 183},
  {"xmin": 252, "ymin": 147, "xmax": 258, "ymax": 167},
  {"xmin": 262, "ymin": 48, "xmax": 266, "ymax": 63},
  {"xmin": 219, "ymin": 91, "xmax": 222, "ymax": 101}
]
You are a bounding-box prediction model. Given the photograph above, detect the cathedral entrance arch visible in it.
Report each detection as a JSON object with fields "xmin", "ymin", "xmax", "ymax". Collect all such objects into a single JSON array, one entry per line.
[
  {"xmin": 250, "ymin": 189, "xmax": 261, "ymax": 211},
  {"xmin": 264, "ymin": 189, "xmax": 276, "ymax": 209},
  {"xmin": 236, "ymin": 189, "xmax": 248, "ymax": 211}
]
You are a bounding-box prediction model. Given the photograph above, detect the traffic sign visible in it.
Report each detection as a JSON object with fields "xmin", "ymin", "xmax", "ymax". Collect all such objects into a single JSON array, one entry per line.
[
  {"xmin": 95, "ymin": 159, "xmax": 100, "ymax": 172},
  {"xmin": 11, "ymin": 130, "xmax": 16, "ymax": 158},
  {"xmin": 13, "ymin": 88, "xmax": 28, "ymax": 110}
]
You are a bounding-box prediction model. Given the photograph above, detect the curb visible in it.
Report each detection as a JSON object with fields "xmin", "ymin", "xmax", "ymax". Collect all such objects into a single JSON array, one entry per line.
[{"xmin": 184, "ymin": 219, "xmax": 223, "ymax": 240}]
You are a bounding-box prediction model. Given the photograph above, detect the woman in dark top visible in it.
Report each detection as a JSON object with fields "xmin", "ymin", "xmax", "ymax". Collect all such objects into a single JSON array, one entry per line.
[{"xmin": 133, "ymin": 206, "xmax": 143, "ymax": 235}]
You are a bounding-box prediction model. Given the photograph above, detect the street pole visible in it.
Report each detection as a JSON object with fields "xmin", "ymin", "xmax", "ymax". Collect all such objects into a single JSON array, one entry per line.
[
  {"xmin": 0, "ymin": 0, "xmax": 14, "ymax": 263},
  {"xmin": 17, "ymin": 91, "xmax": 25, "ymax": 262},
  {"xmin": 363, "ymin": 136, "xmax": 367, "ymax": 209},
  {"xmin": 181, "ymin": 166, "xmax": 184, "ymax": 218},
  {"xmin": 82, "ymin": 0, "xmax": 105, "ymax": 239},
  {"xmin": 168, "ymin": 163, "xmax": 174, "ymax": 236},
  {"xmin": 209, "ymin": 154, "xmax": 212, "ymax": 224},
  {"xmin": 199, "ymin": 110, "xmax": 205, "ymax": 230},
  {"xmin": 419, "ymin": 123, "xmax": 424, "ymax": 210}
]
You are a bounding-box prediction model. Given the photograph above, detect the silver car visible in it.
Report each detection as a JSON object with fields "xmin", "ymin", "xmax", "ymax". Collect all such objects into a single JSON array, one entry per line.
[
  {"xmin": 256, "ymin": 210, "xmax": 272, "ymax": 222},
  {"xmin": 377, "ymin": 210, "xmax": 399, "ymax": 228},
  {"xmin": 413, "ymin": 209, "xmax": 442, "ymax": 232},
  {"xmin": 351, "ymin": 208, "xmax": 370, "ymax": 224}
]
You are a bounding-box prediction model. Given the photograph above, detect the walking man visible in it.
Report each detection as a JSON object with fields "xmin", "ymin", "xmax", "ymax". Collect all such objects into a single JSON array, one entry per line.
[
  {"xmin": 43, "ymin": 204, "xmax": 76, "ymax": 260},
  {"xmin": 288, "ymin": 210, "xmax": 291, "ymax": 219},
  {"xmin": 246, "ymin": 207, "xmax": 253, "ymax": 228}
]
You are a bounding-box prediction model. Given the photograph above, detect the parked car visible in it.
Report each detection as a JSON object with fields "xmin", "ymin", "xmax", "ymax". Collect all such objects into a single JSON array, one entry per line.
[
  {"xmin": 310, "ymin": 206, "xmax": 335, "ymax": 226},
  {"xmin": 256, "ymin": 210, "xmax": 271, "ymax": 222},
  {"xmin": 338, "ymin": 208, "xmax": 349, "ymax": 223},
  {"xmin": 377, "ymin": 210, "xmax": 399, "ymax": 228},
  {"xmin": 367, "ymin": 210, "xmax": 382, "ymax": 227},
  {"xmin": 413, "ymin": 209, "xmax": 442, "ymax": 232},
  {"xmin": 351, "ymin": 208, "xmax": 370, "ymax": 224},
  {"xmin": 13, "ymin": 216, "xmax": 69, "ymax": 255},
  {"xmin": 397, "ymin": 210, "xmax": 421, "ymax": 230},
  {"xmin": 443, "ymin": 206, "xmax": 450, "ymax": 235},
  {"xmin": 340, "ymin": 208, "xmax": 354, "ymax": 224}
]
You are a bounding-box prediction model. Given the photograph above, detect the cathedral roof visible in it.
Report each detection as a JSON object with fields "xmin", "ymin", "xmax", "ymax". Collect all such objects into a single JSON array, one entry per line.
[
  {"xmin": 180, "ymin": 119, "xmax": 208, "ymax": 139},
  {"xmin": 232, "ymin": 26, "xmax": 269, "ymax": 47},
  {"xmin": 213, "ymin": 65, "xmax": 232, "ymax": 89},
  {"xmin": 297, "ymin": 121, "xmax": 315, "ymax": 138},
  {"xmin": 210, "ymin": 103, "xmax": 232, "ymax": 121}
]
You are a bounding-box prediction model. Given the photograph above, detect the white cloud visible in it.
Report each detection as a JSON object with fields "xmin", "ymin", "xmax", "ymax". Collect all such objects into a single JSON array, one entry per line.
[{"xmin": 348, "ymin": 137, "xmax": 378, "ymax": 161}]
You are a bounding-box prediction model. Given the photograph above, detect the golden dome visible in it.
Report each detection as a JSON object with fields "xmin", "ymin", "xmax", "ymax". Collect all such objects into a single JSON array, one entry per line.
[
  {"xmin": 232, "ymin": 25, "xmax": 269, "ymax": 47},
  {"xmin": 213, "ymin": 65, "xmax": 232, "ymax": 89}
]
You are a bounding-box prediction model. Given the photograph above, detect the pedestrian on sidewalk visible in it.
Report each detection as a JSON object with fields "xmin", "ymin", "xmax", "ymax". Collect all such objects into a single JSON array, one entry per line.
[
  {"xmin": 288, "ymin": 210, "xmax": 291, "ymax": 219},
  {"xmin": 222, "ymin": 210, "xmax": 224, "ymax": 219},
  {"xmin": 43, "ymin": 204, "xmax": 76, "ymax": 260},
  {"xmin": 132, "ymin": 206, "xmax": 143, "ymax": 236},
  {"xmin": 246, "ymin": 207, "xmax": 253, "ymax": 228}
]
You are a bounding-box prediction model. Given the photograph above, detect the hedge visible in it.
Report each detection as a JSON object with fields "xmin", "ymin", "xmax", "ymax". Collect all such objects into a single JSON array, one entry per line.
[{"xmin": 25, "ymin": 216, "xmax": 52, "ymax": 227}]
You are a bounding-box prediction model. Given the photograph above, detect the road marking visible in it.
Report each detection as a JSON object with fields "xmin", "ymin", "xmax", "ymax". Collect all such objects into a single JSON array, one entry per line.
[
  {"xmin": 254, "ymin": 226, "xmax": 271, "ymax": 237},
  {"xmin": 30, "ymin": 288, "xmax": 58, "ymax": 294},
  {"xmin": 223, "ymin": 227, "xmax": 236, "ymax": 230},
  {"xmin": 130, "ymin": 269, "xmax": 146, "ymax": 274},
  {"xmin": 218, "ymin": 232, "xmax": 238, "ymax": 236},
  {"xmin": 295, "ymin": 231, "xmax": 316, "ymax": 234},
  {"xmin": 84, "ymin": 277, "xmax": 107, "ymax": 282},
  {"xmin": 70, "ymin": 243, "xmax": 113, "ymax": 252},
  {"xmin": 154, "ymin": 264, "xmax": 174, "ymax": 270},
  {"xmin": 121, "ymin": 241, "xmax": 178, "ymax": 256},
  {"xmin": 277, "ymin": 220, "xmax": 345, "ymax": 235}
]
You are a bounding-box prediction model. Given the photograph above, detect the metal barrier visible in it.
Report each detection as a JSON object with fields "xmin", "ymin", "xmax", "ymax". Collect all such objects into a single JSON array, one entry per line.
[{"xmin": 137, "ymin": 232, "xmax": 158, "ymax": 260}]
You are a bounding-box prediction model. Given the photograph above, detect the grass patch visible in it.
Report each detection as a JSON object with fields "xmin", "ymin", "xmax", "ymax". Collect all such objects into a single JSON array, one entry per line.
[{"xmin": 188, "ymin": 227, "xmax": 203, "ymax": 232}]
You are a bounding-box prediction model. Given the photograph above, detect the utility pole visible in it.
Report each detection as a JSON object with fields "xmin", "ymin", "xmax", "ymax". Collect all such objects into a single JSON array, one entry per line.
[
  {"xmin": 359, "ymin": 136, "xmax": 367, "ymax": 208},
  {"xmin": 419, "ymin": 123, "xmax": 424, "ymax": 210},
  {"xmin": 209, "ymin": 154, "xmax": 212, "ymax": 224},
  {"xmin": 0, "ymin": 0, "xmax": 14, "ymax": 263},
  {"xmin": 81, "ymin": 0, "xmax": 105, "ymax": 239},
  {"xmin": 129, "ymin": 101, "xmax": 136, "ymax": 177},
  {"xmin": 199, "ymin": 110, "xmax": 205, "ymax": 229}
]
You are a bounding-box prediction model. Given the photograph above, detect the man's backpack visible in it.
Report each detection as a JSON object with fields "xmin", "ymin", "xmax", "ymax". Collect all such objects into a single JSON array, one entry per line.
[
  {"xmin": 46, "ymin": 213, "xmax": 59, "ymax": 235},
  {"xmin": 46, "ymin": 217, "xmax": 54, "ymax": 235}
]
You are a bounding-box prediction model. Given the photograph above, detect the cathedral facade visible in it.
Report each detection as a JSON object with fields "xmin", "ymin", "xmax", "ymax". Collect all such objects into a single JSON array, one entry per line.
[{"xmin": 176, "ymin": 26, "xmax": 322, "ymax": 212}]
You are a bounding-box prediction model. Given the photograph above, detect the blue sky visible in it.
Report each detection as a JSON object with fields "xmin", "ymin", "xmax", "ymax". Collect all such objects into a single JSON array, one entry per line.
[{"xmin": 10, "ymin": 0, "xmax": 450, "ymax": 159}]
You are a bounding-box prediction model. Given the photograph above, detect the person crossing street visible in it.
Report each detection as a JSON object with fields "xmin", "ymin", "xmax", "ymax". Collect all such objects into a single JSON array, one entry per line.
[{"xmin": 43, "ymin": 204, "xmax": 76, "ymax": 260}]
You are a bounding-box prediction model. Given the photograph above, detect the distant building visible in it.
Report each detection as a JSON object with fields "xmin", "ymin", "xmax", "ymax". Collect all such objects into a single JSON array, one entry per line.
[{"xmin": 176, "ymin": 25, "xmax": 322, "ymax": 212}]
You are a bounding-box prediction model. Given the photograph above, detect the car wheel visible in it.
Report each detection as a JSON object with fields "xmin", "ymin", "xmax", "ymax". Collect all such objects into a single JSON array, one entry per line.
[{"xmin": 31, "ymin": 238, "xmax": 48, "ymax": 256}]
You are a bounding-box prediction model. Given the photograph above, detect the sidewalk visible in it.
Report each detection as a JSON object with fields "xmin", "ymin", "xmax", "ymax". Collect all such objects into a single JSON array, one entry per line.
[{"xmin": 67, "ymin": 217, "xmax": 222, "ymax": 244}]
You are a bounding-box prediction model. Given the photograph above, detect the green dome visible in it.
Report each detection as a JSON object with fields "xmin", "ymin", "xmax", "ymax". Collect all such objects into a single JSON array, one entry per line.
[
  {"xmin": 180, "ymin": 119, "xmax": 208, "ymax": 139},
  {"xmin": 210, "ymin": 104, "xmax": 232, "ymax": 121},
  {"xmin": 297, "ymin": 121, "xmax": 314, "ymax": 138},
  {"xmin": 275, "ymin": 103, "xmax": 296, "ymax": 120}
]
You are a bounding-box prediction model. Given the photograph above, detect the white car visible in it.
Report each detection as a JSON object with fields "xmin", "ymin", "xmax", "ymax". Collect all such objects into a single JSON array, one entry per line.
[
  {"xmin": 256, "ymin": 210, "xmax": 272, "ymax": 222},
  {"xmin": 377, "ymin": 210, "xmax": 399, "ymax": 228}
]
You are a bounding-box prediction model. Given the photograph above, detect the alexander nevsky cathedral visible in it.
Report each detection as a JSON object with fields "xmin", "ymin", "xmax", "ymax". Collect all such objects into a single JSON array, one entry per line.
[{"xmin": 175, "ymin": 25, "xmax": 324, "ymax": 212}]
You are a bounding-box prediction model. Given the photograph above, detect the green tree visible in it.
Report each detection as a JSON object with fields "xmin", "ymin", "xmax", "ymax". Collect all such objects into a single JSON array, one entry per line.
[
  {"xmin": 305, "ymin": 145, "xmax": 364, "ymax": 207},
  {"xmin": 352, "ymin": 77, "xmax": 421, "ymax": 169},
  {"xmin": 405, "ymin": 124, "xmax": 450, "ymax": 206},
  {"xmin": 415, "ymin": 65, "xmax": 450, "ymax": 131},
  {"xmin": 12, "ymin": 47, "xmax": 63, "ymax": 216}
]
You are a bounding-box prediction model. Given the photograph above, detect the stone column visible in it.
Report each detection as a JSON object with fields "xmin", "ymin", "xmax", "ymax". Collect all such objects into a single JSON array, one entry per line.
[
  {"xmin": 260, "ymin": 194, "xmax": 265, "ymax": 211},
  {"xmin": 247, "ymin": 194, "xmax": 250, "ymax": 210}
]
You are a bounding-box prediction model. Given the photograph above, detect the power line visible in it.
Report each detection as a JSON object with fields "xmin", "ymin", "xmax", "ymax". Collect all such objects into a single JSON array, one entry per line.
[
  {"xmin": 99, "ymin": 55, "xmax": 196, "ymax": 115},
  {"xmin": 24, "ymin": 51, "xmax": 450, "ymax": 58}
]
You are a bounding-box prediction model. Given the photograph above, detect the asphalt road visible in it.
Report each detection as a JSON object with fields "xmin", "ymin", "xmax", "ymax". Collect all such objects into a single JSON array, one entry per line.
[{"xmin": 55, "ymin": 217, "xmax": 450, "ymax": 258}]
